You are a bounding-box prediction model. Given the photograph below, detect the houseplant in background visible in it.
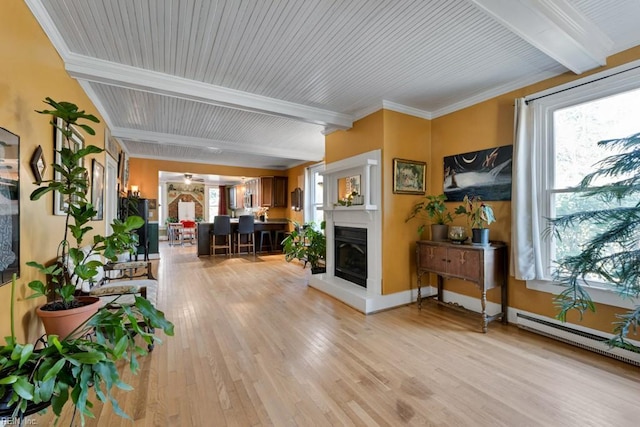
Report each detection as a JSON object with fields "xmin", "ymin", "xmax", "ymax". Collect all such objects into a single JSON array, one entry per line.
[
  {"xmin": 549, "ymin": 131, "xmax": 640, "ymax": 351},
  {"xmin": 455, "ymin": 195, "xmax": 495, "ymax": 245},
  {"xmin": 282, "ymin": 221, "xmax": 326, "ymax": 273},
  {"xmin": 406, "ymin": 194, "xmax": 454, "ymax": 241}
]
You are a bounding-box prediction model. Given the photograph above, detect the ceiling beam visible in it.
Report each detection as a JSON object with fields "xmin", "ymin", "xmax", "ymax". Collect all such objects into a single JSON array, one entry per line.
[
  {"xmin": 470, "ymin": 0, "xmax": 614, "ymax": 74},
  {"xmin": 110, "ymin": 128, "xmax": 324, "ymax": 162},
  {"xmin": 65, "ymin": 53, "xmax": 353, "ymax": 130}
]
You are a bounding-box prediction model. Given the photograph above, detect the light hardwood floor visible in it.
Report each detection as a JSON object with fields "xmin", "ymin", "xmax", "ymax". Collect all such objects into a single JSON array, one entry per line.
[{"xmin": 33, "ymin": 242, "xmax": 639, "ymax": 426}]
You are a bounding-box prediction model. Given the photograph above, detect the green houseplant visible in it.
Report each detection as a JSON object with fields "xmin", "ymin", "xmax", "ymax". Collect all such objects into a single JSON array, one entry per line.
[
  {"xmin": 282, "ymin": 221, "xmax": 326, "ymax": 274},
  {"xmin": 26, "ymin": 98, "xmax": 145, "ymax": 338},
  {"xmin": 550, "ymin": 132, "xmax": 640, "ymax": 351},
  {"xmin": 0, "ymin": 98, "xmax": 175, "ymax": 424},
  {"xmin": 0, "ymin": 275, "xmax": 174, "ymax": 425},
  {"xmin": 455, "ymin": 195, "xmax": 496, "ymax": 245},
  {"xmin": 406, "ymin": 194, "xmax": 454, "ymax": 241}
]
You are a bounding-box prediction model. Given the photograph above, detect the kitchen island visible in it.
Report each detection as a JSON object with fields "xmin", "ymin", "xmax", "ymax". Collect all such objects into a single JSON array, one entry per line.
[{"xmin": 197, "ymin": 218, "xmax": 289, "ymax": 256}]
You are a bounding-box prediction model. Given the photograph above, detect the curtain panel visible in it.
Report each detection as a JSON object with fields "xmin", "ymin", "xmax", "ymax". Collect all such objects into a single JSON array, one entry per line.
[{"xmin": 511, "ymin": 98, "xmax": 545, "ymax": 281}]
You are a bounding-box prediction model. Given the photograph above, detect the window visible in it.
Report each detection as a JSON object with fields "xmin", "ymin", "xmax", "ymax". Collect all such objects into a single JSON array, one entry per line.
[
  {"xmin": 551, "ymin": 89, "xmax": 640, "ymax": 281},
  {"xmin": 305, "ymin": 163, "xmax": 324, "ymax": 225},
  {"xmin": 208, "ymin": 187, "xmax": 220, "ymax": 222},
  {"xmin": 517, "ymin": 62, "xmax": 640, "ymax": 309}
]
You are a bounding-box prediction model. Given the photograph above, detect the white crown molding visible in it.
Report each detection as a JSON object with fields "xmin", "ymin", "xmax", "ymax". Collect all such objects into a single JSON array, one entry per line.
[
  {"xmin": 24, "ymin": 0, "xmax": 71, "ymax": 59},
  {"xmin": 470, "ymin": 0, "xmax": 614, "ymax": 74},
  {"xmin": 64, "ymin": 53, "xmax": 353, "ymax": 130},
  {"xmin": 430, "ymin": 70, "xmax": 561, "ymax": 118},
  {"xmin": 382, "ymin": 101, "xmax": 432, "ymax": 120},
  {"xmin": 77, "ymin": 80, "xmax": 116, "ymax": 132},
  {"xmin": 112, "ymin": 128, "xmax": 324, "ymax": 162},
  {"xmin": 350, "ymin": 100, "xmax": 432, "ymax": 124}
]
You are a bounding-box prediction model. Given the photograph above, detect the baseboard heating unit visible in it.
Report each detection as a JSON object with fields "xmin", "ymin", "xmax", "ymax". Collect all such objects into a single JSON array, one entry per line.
[{"xmin": 516, "ymin": 313, "xmax": 640, "ymax": 366}]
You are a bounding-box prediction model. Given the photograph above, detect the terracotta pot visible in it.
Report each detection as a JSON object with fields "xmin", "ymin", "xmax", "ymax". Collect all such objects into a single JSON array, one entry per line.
[{"xmin": 36, "ymin": 296, "xmax": 100, "ymax": 339}]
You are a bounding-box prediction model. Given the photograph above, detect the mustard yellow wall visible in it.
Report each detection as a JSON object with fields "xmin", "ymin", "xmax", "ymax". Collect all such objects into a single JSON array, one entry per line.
[
  {"xmin": 325, "ymin": 110, "xmax": 384, "ymax": 163},
  {"xmin": 326, "ymin": 110, "xmax": 431, "ymax": 295},
  {"xmin": 0, "ymin": 0, "xmax": 108, "ymax": 341},
  {"xmin": 432, "ymin": 46, "xmax": 640, "ymax": 334},
  {"xmin": 128, "ymin": 158, "xmax": 290, "ymax": 221},
  {"xmin": 382, "ymin": 110, "xmax": 430, "ymax": 294}
]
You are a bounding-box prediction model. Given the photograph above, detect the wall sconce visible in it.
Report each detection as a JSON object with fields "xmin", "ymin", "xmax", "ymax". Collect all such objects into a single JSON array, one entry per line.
[
  {"xmin": 184, "ymin": 173, "xmax": 192, "ymax": 185},
  {"xmin": 291, "ymin": 187, "xmax": 303, "ymax": 211},
  {"xmin": 131, "ymin": 185, "xmax": 140, "ymax": 197}
]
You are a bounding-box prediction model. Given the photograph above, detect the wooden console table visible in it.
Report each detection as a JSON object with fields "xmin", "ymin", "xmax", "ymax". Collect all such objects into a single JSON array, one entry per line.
[{"xmin": 415, "ymin": 240, "xmax": 507, "ymax": 333}]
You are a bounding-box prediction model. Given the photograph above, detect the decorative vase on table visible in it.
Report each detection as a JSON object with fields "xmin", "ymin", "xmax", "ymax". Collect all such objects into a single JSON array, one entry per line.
[
  {"xmin": 448, "ymin": 226, "xmax": 467, "ymax": 244},
  {"xmin": 471, "ymin": 228, "xmax": 490, "ymax": 246}
]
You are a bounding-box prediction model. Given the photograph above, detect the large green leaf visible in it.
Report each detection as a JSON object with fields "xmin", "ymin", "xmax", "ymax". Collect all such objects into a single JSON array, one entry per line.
[{"xmin": 13, "ymin": 377, "xmax": 34, "ymax": 400}]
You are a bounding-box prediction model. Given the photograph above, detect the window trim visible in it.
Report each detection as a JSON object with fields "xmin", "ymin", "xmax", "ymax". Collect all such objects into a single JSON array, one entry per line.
[
  {"xmin": 525, "ymin": 61, "xmax": 640, "ymax": 308},
  {"xmin": 305, "ymin": 162, "xmax": 324, "ymax": 224}
]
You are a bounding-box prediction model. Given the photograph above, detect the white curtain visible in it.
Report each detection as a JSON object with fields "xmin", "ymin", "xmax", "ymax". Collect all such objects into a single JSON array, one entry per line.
[{"xmin": 511, "ymin": 98, "xmax": 545, "ymax": 280}]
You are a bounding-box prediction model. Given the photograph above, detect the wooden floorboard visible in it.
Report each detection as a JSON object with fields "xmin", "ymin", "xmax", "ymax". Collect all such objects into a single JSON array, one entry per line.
[{"xmin": 31, "ymin": 242, "xmax": 640, "ymax": 426}]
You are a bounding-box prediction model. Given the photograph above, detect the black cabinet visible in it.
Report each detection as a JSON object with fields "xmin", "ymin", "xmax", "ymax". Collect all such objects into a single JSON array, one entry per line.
[{"xmin": 119, "ymin": 197, "xmax": 149, "ymax": 260}]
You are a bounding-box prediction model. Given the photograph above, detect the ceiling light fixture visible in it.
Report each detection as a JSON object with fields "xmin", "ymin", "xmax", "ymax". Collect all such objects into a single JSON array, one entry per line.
[{"xmin": 184, "ymin": 173, "xmax": 192, "ymax": 185}]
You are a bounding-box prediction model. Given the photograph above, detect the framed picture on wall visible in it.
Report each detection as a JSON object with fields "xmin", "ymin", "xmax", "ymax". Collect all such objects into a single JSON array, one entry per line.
[
  {"xmin": 443, "ymin": 144, "xmax": 513, "ymax": 202},
  {"xmin": 392, "ymin": 158, "xmax": 426, "ymax": 195},
  {"xmin": 0, "ymin": 127, "xmax": 20, "ymax": 285},
  {"xmin": 53, "ymin": 117, "xmax": 84, "ymax": 215}
]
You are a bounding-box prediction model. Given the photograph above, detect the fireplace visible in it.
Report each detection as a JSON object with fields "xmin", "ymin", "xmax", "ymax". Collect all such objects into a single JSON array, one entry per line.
[{"xmin": 334, "ymin": 226, "xmax": 367, "ymax": 287}]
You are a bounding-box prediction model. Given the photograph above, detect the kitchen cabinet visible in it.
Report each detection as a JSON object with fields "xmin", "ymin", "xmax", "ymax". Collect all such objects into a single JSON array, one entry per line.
[
  {"xmin": 260, "ymin": 176, "xmax": 288, "ymax": 207},
  {"xmin": 415, "ymin": 240, "xmax": 507, "ymax": 333}
]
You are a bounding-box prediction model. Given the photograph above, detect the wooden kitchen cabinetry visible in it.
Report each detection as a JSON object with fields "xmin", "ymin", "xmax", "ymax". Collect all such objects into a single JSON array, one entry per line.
[
  {"xmin": 415, "ymin": 240, "xmax": 507, "ymax": 333},
  {"xmin": 260, "ymin": 176, "xmax": 288, "ymax": 207}
]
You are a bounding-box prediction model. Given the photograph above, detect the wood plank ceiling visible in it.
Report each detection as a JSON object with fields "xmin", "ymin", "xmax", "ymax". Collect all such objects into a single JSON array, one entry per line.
[{"xmin": 25, "ymin": 0, "xmax": 640, "ymax": 170}]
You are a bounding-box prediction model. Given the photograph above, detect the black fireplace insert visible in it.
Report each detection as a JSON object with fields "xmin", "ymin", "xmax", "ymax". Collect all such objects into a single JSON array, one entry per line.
[{"xmin": 334, "ymin": 226, "xmax": 367, "ymax": 287}]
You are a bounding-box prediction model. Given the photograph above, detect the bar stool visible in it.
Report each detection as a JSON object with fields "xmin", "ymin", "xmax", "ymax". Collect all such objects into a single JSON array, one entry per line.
[
  {"xmin": 258, "ymin": 230, "xmax": 273, "ymax": 253},
  {"xmin": 210, "ymin": 215, "xmax": 232, "ymax": 256},
  {"xmin": 274, "ymin": 229, "xmax": 289, "ymax": 251},
  {"xmin": 236, "ymin": 215, "xmax": 255, "ymax": 255}
]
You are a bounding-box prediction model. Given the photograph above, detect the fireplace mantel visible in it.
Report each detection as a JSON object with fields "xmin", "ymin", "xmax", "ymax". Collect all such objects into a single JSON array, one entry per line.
[
  {"xmin": 310, "ymin": 149, "xmax": 395, "ymax": 314},
  {"xmin": 321, "ymin": 151, "xmax": 379, "ymax": 211}
]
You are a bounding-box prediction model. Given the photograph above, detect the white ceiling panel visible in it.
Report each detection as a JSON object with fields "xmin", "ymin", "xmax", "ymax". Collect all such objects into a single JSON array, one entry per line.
[{"xmin": 25, "ymin": 0, "xmax": 640, "ymax": 169}]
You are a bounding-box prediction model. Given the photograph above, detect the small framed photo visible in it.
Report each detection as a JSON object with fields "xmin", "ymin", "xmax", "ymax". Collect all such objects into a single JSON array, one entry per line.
[
  {"xmin": 53, "ymin": 117, "xmax": 84, "ymax": 215},
  {"xmin": 393, "ymin": 158, "xmax": 426, "ymax": 195},
  {"xmin": 91, "ymin": 159, "xmax": 104, "ymax": 221},
  {"xmin": 30, "ymin": 145, "xmax": 46, "ymax": 184}
]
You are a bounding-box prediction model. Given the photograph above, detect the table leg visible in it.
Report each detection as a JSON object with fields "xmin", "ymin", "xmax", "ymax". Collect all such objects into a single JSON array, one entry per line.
[
  {"xmin": 481, "ymin": 290, "xmax": 488, "ymax": 333},
  {"xmin": 417, "ymin": 273, "xmax": 423, "ymax": 309}
]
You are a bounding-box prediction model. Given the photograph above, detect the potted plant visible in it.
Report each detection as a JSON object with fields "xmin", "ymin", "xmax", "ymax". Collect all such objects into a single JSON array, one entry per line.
[
  {"xmin": 26, "ymin": 98, "xmax": 145, "ymax": 338},
  {"xmin": 282, "ymin": 221, "xmax": 326, "ymax": 273},
  {"xmin": 335, "ymin": 191, "xmax": 360, "ymax": 207},
  {"xmin": 0, "ymin": 98, "xmax": 175, "ymax": 424},
  {"xmin": 454, "ymin": 195, "xmax": 496, "ymax": 245},
  {"xmin": 0, "ymin": 274, "xmax": 174, "ymax": 425},
  {"xmin": 406, "ymin": 194, "xmax": 454, "ymax": 241}
]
